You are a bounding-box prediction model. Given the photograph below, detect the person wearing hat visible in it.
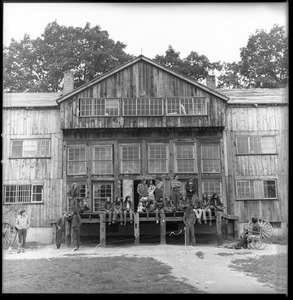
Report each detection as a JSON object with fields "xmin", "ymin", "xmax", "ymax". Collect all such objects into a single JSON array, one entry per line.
[{"xmin": 15, "ymin": 209, "xmax": 30, "ymax": 253}]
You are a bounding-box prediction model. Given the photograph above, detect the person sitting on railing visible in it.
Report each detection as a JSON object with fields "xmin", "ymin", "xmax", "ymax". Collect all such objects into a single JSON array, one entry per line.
[
  {"xmin": 163, "ymin": 196, "xmax": 176, "ymax": 213},
  {"xmin": 178, "ymin": 194, "xmax": 190, "ymax": 212},
  {"xmin": 122, "ymin": 195, "xmax": 134, "ymax": 225},
  {"xmin": 191, "ymin": 194, "xmax": 203, "ymax": 224},
  {"xmin": 113, "ymin": 197, "xmax": 123, "ymax": 225},
  {"xmin": 137, "ymin": 201, "xmax": 146, "ymax": 213},
  {"xmin": 154, "ymin": 196, "xmax": 165, "ymax": 224},
  {"xmin": 209, "ymin": 193, "xmax": 226, "ymax": 213},
  {"xmin": 144, "ymin": 197, "xmax": 156, "ymax": 217},
  {"xmin": 78, "ymin": 198, "xmax": 89, "ymax": 214},
  {"xmin": 104, "ymin": 196, "xmax": 113, "ymax": 225},
  {"xmin": 137, "ymin": 179, "xmax": 149, "ymax": 203}
]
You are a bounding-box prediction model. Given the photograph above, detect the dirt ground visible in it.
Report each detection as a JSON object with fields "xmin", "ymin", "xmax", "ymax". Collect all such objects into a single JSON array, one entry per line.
[{"xmin": 3, "ymin": 242, "xmax": 287, "ymax": 294}]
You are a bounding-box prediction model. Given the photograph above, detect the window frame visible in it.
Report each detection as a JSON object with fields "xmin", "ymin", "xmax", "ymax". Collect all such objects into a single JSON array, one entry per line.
[
  {"xmin": 236, "ymin": 135, "xmax": 277, "ymax": 155},
  {"xmin": 79, "ymin": 98, "xmax": 119, "ymax": 117},
  {"xmin": 10, "ymin": 138, "xmax": 51, "ymax": 159},
  {"xmin": 166, "ymin": 97, "xmax": 207, "ymax": 116},
  {"xmin": 3, "ymin": 184, "xmax": 44, "ymax": 204},
  {"xmin": 122, "ymin": 98, "xmax": 164, "ymax": 116},
  {"xmin": 147, "ymin": 143, "xmax": 169, "ymax": 174},
  {"xmin": 201, "ymin": 143, "xmax": 221, "ymax": 174},
  {"xmin": 120, "ymin": 143, "xmax": 141, "ymax": 174},
  {"xmin": 67, "ymin": 145, "xmax": 87, "ymax": 175},
  {"xmin": 235, "ymin": 179, "xmax": 278, "ymax": 200},
  {"xmin": 92, "ymin": 181, "xmax": 113, "ymax": 212},
  {"xmin": 92, "ymin": 145, "xmax": 114, "ymax": 175},
  {"xmin": 202, "ymin": 181, "xmax": 223, "ymax": 197},
  {"xmin": 174, "ymin": 143, "xmax": 197, "ymax": 173}
]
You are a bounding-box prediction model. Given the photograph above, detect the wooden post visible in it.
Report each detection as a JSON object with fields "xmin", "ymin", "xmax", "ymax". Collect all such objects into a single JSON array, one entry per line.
[
  {"xmin": 51, "ymin": 221, "xmax": 57, "ymax": 244},
  {"xmin": 134, "ymin": 212, "xmax": 140, "ymax": 245},
  {"xmin": 216, "ymin": 212, "xmax": 223, "ymax": 246},
  {"xmin": 65, "ymin": 219, "xmax": 71, "ymax": 246},
  {"xmin": 234, "ymin": 218, "xmax": 239, "ymax": 240},
  {"xmin": 99, "ymin": 213, "xmax": 106, "ymax": 247}
]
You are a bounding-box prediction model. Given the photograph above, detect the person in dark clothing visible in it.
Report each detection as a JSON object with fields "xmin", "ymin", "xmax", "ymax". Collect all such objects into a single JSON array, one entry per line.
[
  {"xmin": 72, "ymin": 209, "xmax": 82, "ymax": 251},
  {"xmin": 209, "ymin": 193, "xmax": 226, "ymax": 212},
  {"xmin": 104, "ymin": 196, "xmax": 113, "ymax": 225},
  {"xmin": 56, "ymin": 211, "xmax": 67, "ymax": 249},
  {"xmin": 155, "ymin": 177, "xmax": 164, "ymax": 202},
  {"xmin": 233, "ymin": 225, "xmax": 249, "ymax": 249},
  {"xmin": 68, "ymin": 182, "xmax": 80, "ymax": 212},
  {"xmin": 178, "ymin": 194, "xmax": 190, "ymax": 212},
  {"xmin": 183, "ymin": 206, "xmax": 196, "ymax": 246},
  {"xmin": 155, "ymin": 196, "xmax": 165, "ymax": 223},
  {"xmin": 185, "ymin": 177, "xmax": 198, "ymax": 202}
]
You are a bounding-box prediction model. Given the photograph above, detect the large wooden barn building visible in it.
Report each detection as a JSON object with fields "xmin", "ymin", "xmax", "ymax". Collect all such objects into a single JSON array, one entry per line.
[{"xmin": 2, "ymin": 55, "xmax": 288, "ymax": 244}]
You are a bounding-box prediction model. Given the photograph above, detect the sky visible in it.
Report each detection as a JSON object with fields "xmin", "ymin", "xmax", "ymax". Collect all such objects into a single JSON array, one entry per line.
[{"xmin": 3, "ymin": 2, "xmax": 288, "ymax": 63}]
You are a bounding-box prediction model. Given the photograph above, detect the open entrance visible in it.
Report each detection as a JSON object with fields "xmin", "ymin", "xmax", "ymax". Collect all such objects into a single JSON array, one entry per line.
[{"xmin": 133, "ymin": 180, "xmax": 141, "ymax": 212}]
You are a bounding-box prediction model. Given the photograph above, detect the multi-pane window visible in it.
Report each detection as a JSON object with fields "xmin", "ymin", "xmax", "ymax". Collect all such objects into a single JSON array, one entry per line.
[
  {"xmin": 93, "ymin": 182, "xmax": 113, "ymax": 212},
  {"xmin": 79, "ymin": 98, "xmax": 119, "ymax": 116},
  {"xmin": 202, "ymin": 181, "xmax": 222, "ymax": 197},
  {"xmin": 175, "ymin": 144, "xmax": 197, "ymax": 173},
  {"xmin": 11, "ymin": 139, "xmax": 50, "ymax": 158},
  {"xmin": 166, "ymin": 97, "xmax": 206, "ymax": 115},
  {"xmin": 123, "ymin": 98, "xmax": 164, "ymax": 116},
  {"xmin": 120, "ymin": 144, "xmax": 141, "ymax": 174},
  {"xmin": 67, "ymin": 146, "xmax": 86, "ymax": 175},
  {"xmin": 236, "ymin": 180, "xmax": 277, "ymax": 200},
  {"xmin": 148, "ymin": 144, "xmax": 168, "ymax": 173},
  {"xmin": 93, "ymin": 145, "xmax": 113, "ymax": 174},
  {"xmin": 201, "ymin": 144, "xmax": 221, "ymax": 173},
  {"xmin": 236, "ymin": 136, "xmax": 277, "ymax": 154},
  {"xmin": 4, "ymin": 184, "xmax": 43, "ymax": 203}
]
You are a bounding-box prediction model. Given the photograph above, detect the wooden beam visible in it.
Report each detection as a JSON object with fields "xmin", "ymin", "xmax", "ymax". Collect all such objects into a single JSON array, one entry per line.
[
  {"xmin": 160, "ymin": 219, "xmax": 166, "ymax": 244},
  {"xmin": 99, "ymin": 213, "xmax": 106, "ymax": 247},
  {"xmin": 216, "ymin": 212, "xmax": 223, "ymax": 246},
  {"xmin": 134, "ymin": 212, "xmax": 140, "ymax": 245}
]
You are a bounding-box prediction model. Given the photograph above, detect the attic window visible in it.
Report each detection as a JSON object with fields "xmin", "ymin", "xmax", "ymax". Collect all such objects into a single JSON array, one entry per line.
[
  {"xmin": 123, "ymin": 98, "xmax": 164, "ymax": 116},
  {"xmin": 166, "ymin": 97, "xmax": 207, "ymax": 116},
  {"xmin": 79, "ymin": 98, "xmax": 119, "ymax": 116}
]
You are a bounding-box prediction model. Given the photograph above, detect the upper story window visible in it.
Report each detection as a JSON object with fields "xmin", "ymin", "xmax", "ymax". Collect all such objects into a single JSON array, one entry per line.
[
  {"xmin": 120, "ymin": 144, "xmax": 141, "ymax": 174},
  {"xmin": 11, "ymin": 139, "xmax": 50, "ymax": 158},
  {"xmin": 202, "ymin": 181, "xmax": 222, "ymax": 197},
  {"xmin": 67, "ymin": 146, "xmax": 87, "ymax": 175},
  {"xmin": 148, "ymin": 144, "xmax": 169, "ymax": 173},
  {"xmin": 201, "ymin": 144, "xmax": 221, "ymax": 173},
  {"xmin": 166, "ymin": 97, "xmax": 207, "ymax": 116},
  {"xmin": 236, "ymin": 136, "xmax": 277, "ymax": 155},
  {"xmin": 235, "ymin": 179, "xmax": 277, "ymax": 200},
  {"xmin": 93, "ymin": 145, "xmax": 113, "ymax": 175},
  {"xmin": 123, "ymin": 98, "xmax": 164, "ymax": 116},
  {"xmin": 4, "ymin": 184, "xmax": 43, "ymax": 203},
  {"xmin": 79, "ymin": 98, "xmax": 119, "ymax": 116},
  {"xmin": 175, "ymin": 143, "xmax": 197, "ymax": 173}
]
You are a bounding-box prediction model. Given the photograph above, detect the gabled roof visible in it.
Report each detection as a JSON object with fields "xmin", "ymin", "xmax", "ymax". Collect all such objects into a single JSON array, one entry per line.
[
  {"xmin": 3, "ymin": 93, "xmax": 61, "ymax": 108},
  {"xmin": 56, "ymin": 55, "xmax": 229, "ymax": 103},
  {"xmin": 219, "ymin": 88, "xmax": 288, "ymax": 104}
]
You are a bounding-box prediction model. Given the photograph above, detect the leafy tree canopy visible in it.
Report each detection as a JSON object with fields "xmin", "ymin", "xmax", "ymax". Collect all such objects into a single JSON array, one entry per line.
[{"xmin": 3, "ymin": 21, "xmax": 133, "ymax": 92}]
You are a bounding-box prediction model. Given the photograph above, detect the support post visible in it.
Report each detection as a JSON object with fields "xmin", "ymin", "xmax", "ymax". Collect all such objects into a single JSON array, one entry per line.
[
  {"xmin": 216, "ymin": 212, "xmax": 223, "ymax": 246},
  {"xmin": 160, "ymin": 218, "xmax": 166, "ymax": 245},
  {"xmin": 99, "ymin": 213, "xmax": 106, "ymax": 247},
  {"xmin": 50, "ymin": 221, "xmax": 57, "ymax": 244},
  {"xmin": 234, "ymin": 218, "xmax": 239, "ymax": 240},
  {"xmin": 134, "ymin": 212, "xmax": 140, "ymax": 245}
]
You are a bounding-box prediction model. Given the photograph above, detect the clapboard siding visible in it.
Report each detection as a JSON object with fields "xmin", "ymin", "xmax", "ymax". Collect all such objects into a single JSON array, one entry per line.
[
  {"xmin": 2, "ymin": 108, "xmax": 64, "ymax": 227},
  {"xmin": 59, "ymin": 61, "xmax": 227, "ymax": 129},
  {"xmin": 224, "ymin": 104, "xmax": 288, "ymax": 223}
]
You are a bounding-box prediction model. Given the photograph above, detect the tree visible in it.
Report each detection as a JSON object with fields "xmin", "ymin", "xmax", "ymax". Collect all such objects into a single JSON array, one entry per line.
[
  {"xmin": 154, "ymin": 45, "xmax": 221, "ymax": 82},
  {"xmin": 239, "ymin": 24, "xmax": 288, "ymax": 88},
  {"xmin": 3, "ymin": 21, "xmax": 133, "ymax": 92}
]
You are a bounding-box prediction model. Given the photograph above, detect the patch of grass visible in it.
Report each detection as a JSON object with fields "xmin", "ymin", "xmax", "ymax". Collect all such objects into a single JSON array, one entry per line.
[
  {"xmin": 229, "ymin": 253, "xmax": 287, "ymax": 294},
  {"xmin": 2, "ymin": 256, "xmax": 204, "ymax": 294}
]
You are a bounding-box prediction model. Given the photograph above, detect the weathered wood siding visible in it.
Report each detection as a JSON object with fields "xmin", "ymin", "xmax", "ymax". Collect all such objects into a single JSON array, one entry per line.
[
  {"xmin": 225, "ymin": 104, "xmax": 288, "ymax": 223},
  {"xmin": 2, "ymin": 108, "xmax": 64, "ymax": 227},
  {"xmin": 59, "ymin": 61, "xmax": 226, "ymax": 129}
]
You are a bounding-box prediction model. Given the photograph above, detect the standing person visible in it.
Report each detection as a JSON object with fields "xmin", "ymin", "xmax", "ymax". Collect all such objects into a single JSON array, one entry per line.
[
  {"xmin": 154, "ymin": 177, "xmax": 164, "ymax": 202},
  {"xmin": 15, "ymin": 209, "xmax": 30, "ymax": 253},
  {"xmin": 210, "ymin": 193, "xmax": 226, "ymax": 212},
  {"xmin": 171, "ymin": 175, "xmax": 182, "ymax": 211},
  {"xmin": 147, "ymin": 180, "xmax": 156, "ymax": 202},
  {"xmin": 56, "ymin": 211, "xmax": 67, "ymax": 249},
  {"xmin": 185, "ymin": 177, "xmax": 198, "ymax": 202},
  {"xmin": 104, "ymin": 196, "xmax": 113, "ymax": 225},
  {"xmin": 201, "ymin": 193, "xmax": 213, "ymax": 226},
  {"xmin": 113, "ymin": 197, "xmax": 123, "ymax": 224},
  {"xmin": 72, "ymin": 209, "xmax": 82, "ymax": 251},
  {"xmin": 183, "ymin": 206, "xmax": 196, "ymax": 246},
  {"xmin": 137, "ymin": 179, "xmax": 148, "ymax": 203},
  {"xmin": 68, "ymin": 182, "xmax": 80, "ymax": 212},
  {"xmin": 122, "ymin": 195, "xmax": 134, "ymax": 225}
]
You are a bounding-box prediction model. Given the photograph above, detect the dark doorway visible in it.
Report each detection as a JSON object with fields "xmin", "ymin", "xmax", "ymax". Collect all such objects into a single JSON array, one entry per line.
[{"xmin": 133, "ymin": 180, "xmax": 141, "ymax": 212}]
